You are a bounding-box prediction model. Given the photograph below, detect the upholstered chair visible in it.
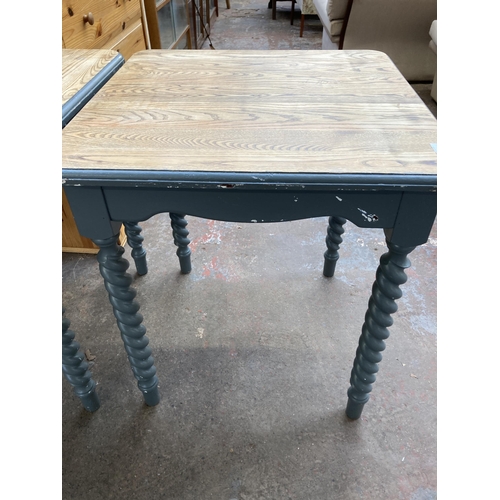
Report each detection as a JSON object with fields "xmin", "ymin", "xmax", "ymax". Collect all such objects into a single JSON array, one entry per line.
[
  {"xmin": 429, "ymin": 20, "xmax": 437, "ymax": 101},
  {"xmin": 292, "ymin": 0, "xmax": 319, "ymax": 37}
]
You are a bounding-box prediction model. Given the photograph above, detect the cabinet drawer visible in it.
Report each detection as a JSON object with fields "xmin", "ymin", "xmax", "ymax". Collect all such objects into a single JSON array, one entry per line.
[
  {"xmin": 62, "ymin": 0, "xmax": 142, "ymax": 50},
  {"xmin": 109, "ymin": 19, "xmax": 146, "ymax": 60}
]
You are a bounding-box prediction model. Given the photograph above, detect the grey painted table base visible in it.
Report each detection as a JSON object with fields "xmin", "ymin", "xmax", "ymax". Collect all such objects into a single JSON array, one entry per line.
[{"xmin": 63, "ymin": 172, "xmax": 436, "ymax": 419}]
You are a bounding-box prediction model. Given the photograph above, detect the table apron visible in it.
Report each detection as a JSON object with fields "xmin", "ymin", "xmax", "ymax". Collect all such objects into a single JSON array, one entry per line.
[
  {"xmin": 103, "ymin": 187, "xmax": 402, "ymax": 228},
  {"xmin": 64, "ymin": 185, "xmax": 436, "ymax": 247}
]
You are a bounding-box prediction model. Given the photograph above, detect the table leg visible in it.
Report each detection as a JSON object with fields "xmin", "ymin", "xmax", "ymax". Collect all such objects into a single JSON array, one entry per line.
[
  {"xmin": 93, "ymin": 234, "xmax": 160, "ymax": 406},
  {"xmin": 346, "ymin": 240, "xmax": 415, "ymax": 419},
  {"xmin": 62, "ymin": 308, "xmax": 100, "ymax": 412},
  {"xmin": 123, "ymin": 222, "xmax": 148, "ymax": 276},
  {"xmin": 323, "ymin": 216, "xmax": 347, "ymax": 277},
  {"xmin": 170, "ymin": 213, "xmax": 192, "ymax": 274}
]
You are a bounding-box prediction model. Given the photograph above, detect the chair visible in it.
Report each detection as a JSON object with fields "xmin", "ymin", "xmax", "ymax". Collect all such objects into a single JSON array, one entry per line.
[
  {"xmin": 312, "ymin": 0, "xmax": 351, "ymax": 48},
  {"xmin": 429, "ymin": 20, "xmax": 437, "ymax": 101},
  {"xmin": 313, "ymin": 0, "xmax": 437, "ymax": 81},
  {"xmin": 269, "ymin": 0, "xmax": 295, "ymax": 23},
  {"xmin": 291, "ymin": 0, "xmax": 319, "ymax": 37},
  {"xmin": 215, "ymin": 0, "xmax": 231, "ymax": 17}
]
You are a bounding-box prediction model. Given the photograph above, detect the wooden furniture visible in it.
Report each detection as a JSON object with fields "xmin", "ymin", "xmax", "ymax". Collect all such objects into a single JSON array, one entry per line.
[
  {"xmin": 270, "ymin": 0, "xmax": 295, "ymax": 22},
  {"xmin": 62, "ymin": 50, "xmax": 436, "ymax": 419},
  {"xmin": 214, "ymin": 0, "xmax": 230, "ymax": 16},
  {"xmin": 62, "ymin": 1, "xmax": 148, "ymax": 253},
  {"xmin": 143, "ymin": 0, "xmax": 192, "ymax": 49},
  {"xmin": 62, "ymin": 49, "xmax": 127, "ymax": 253},
  {"xmin": 62, "ymin": 0, "xmax": 148, "ymax": 60},
  {"xmin": 62, "ymin": 49, "xmax": 124, "ymax": 126},
  {"xmin": 190, "ymin": 0, "xmax": 217, "ymax": 48}
]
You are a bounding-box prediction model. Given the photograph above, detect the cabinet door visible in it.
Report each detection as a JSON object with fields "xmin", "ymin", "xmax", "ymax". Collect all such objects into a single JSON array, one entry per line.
[
  {"xmin": 189, "ymin": 0, "xmax": 215, "ymax": 48},
  {"xmin": 145, "ymin": 0, "xmax": 190, "ymax": 49},
  {"xmin": 171, "ymin": 0, "xmax": 190, "ymax": 49},
  {"xmin": 156, "ymin": 1, "xmax": 176, "ymax": 48}
]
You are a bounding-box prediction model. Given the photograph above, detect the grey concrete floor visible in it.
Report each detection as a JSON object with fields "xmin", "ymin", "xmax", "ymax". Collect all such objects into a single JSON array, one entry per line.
[
  {"xmin": 63, "ymin": 4, "xmax": 437, "ymax": 499},
  {"xmin": 202, "ymin": 0, "xmax": 323, "ymax": 50}
]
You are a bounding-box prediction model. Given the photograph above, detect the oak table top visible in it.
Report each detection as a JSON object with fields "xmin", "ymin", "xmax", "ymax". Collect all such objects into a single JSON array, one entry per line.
[{"xmin": 62, "ymin": 50, "xmax": 437, "ymax": 178}]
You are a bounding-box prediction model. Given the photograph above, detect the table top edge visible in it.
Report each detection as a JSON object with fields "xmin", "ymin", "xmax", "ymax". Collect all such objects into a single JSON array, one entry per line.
[{"xmin": 62, "ymin": 169, "xmax": 437, "ymax": 191}]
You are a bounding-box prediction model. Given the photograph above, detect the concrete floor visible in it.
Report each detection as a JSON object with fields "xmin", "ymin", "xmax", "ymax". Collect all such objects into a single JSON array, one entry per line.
[
  {"xmin": 202, "ymin": 0, "xmax": 324, "ymax": 50},
  {"xmin": 62, "ymin": 4, "xmax": 437, "ymax": 499}
]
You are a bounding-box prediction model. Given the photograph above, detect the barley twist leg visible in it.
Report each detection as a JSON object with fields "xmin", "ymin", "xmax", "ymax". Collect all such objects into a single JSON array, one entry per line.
[
  {"xmin": 62, "ymin": 308, "xmax": 100, "ymax": 412},
  {"xmin": 323, "ymin": 216, "xmax": 347, "ymax": 277},
  {"xmin": 346, "ymin": 240, "xmax": 415, "ymax": 419},
  {"xmin": 169, "ymin": 213, "xmax": 192, "ymax": 274},
  {"xmin": 123, "ymin": 221, "xmax": 148, "ymax": 276},
  {"xmin": 93, "ymin": 235, "xmax": 159, "ymax": 406}
]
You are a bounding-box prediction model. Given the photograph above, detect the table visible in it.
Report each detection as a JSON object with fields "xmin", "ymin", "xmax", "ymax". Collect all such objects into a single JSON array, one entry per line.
[
  {"xmin": 62, "ymin": 49, "xmax": 128, "ymax": 254},
  {"xmin": 62, "ymin": 49, "xmax": 124, "ymax": 128},
  {"xmin": 62, "ymin": 50, "xmax": 437, "ymax": 419},
  {"xmin": 62, "ymin": 49, "xmax": 125, "ymax": 412}
]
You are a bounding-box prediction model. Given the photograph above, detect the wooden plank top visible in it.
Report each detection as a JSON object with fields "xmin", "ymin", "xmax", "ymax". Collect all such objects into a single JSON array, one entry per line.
[
  {"xmin": 62, "ymin": 50, "xmax": 437, "ymax": 177},
  {"xmin": 62, "ymin": 49, "xmax": 120, "ymax": 106}
]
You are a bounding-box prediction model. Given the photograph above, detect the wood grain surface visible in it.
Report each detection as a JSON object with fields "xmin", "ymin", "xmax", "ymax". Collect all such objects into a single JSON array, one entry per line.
[
  {"xmin": 62, "ymin": 49, "xmax": 119, "ymax": 105},
  {"xmin": 62, "ymin": 50, "xmax": 437, "ymax": 176},
  {"xmin": 62, "ymin": 0, "xmax": 142, "ymax": 51}
]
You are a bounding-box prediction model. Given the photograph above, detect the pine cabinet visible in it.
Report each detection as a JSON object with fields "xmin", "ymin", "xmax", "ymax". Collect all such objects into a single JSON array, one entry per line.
[{"xmin": 62, "ymin": 0, "xmax": 147, "ymax": 60}]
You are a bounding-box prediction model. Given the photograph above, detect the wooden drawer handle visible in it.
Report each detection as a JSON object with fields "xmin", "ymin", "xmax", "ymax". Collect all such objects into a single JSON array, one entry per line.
[{"xmin": 83, "ymin": 13, "xmax": 95, "ymax": 25}]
